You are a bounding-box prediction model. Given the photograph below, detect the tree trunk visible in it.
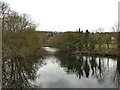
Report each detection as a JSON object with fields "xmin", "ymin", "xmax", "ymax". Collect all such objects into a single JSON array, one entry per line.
[
  {"xmin": 107, "ymin": 41, "xmax": 109, "ymax": 49},
  {"xmin": 118, "ymin": 32, "xmax": 120, "ymax": 53}
]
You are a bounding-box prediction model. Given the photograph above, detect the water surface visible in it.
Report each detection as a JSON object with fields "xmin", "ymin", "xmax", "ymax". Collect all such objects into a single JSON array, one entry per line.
[{"xmin": 2, "ymin": 47, "xmax": 120, "ymax": 88}]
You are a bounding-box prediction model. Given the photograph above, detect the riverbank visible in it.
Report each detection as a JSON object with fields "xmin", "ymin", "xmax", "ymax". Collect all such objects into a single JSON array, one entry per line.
[
  {"xmin": 2, "ymin": 47, "xmax": 47, "ymax": 60},
  {"xmin": 73, "ymin": 49, "xmax": 120, "ymax": 57},
  {"xmin": 59, "ymin": 48, "xmax": 120, "ymax": 57}
]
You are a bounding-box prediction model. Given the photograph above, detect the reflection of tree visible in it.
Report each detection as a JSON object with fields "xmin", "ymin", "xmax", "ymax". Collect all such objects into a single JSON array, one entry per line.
[
  {"xmin": 112, "ymin": 57, "xmax": 120, "ymax": 88},
  {"xmin": 83, "ymin": 57, "xmax": 90, "ymax": 78},
  {"xmin": 117, "ymin": 58, "xmax": 120, "ymax": 88},
  {"xmin": 57, "ymin": 54, "xmax": 84, "ymax": 78},
  {"xmin": 93, "ymin": 57, "xmax": 105, "ymax": 84},
  {"xmin": 90, "ymin": 57, "xmax": 97, "ymax": 75},
  {"xmin": 2, "ymin": 56, "xmax": 42, "ymax": 88},
  {"xmin": 57, "ymin": 54, "xmax": 119, "ymax": 86},
  {"xmin": 117, "ymin": 58, "xmax": 120, "ymax": 76}
]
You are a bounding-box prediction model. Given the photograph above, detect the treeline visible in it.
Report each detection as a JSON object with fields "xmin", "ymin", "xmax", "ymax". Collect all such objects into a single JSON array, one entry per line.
[
  {"xmin": 49, "ymin": 28, "xmax": 119, "ymax": 56},
  {"xmin": 0, "ymin": 2, "xmax": 47, "ymax": 58},
  {"xmin": 0, "ymin": 1, "xmax": 120, "ymax": 58}
]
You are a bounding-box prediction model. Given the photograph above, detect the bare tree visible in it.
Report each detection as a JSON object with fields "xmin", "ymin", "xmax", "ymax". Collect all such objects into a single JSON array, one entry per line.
[{"xmin": 0, "ymin": 1, "xmax": 11, "ymax": 31}]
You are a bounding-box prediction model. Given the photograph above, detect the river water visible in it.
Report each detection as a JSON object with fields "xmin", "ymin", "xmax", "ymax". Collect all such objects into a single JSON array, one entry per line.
[{"xmin": 2, "ymin": 47, "xmax": 120, "ymax": 88}]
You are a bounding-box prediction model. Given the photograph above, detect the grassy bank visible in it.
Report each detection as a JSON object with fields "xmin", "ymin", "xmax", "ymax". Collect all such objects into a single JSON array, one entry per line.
[{"xmin": 72, "ymin": 48, "xmax": 119, "ymax": 57}]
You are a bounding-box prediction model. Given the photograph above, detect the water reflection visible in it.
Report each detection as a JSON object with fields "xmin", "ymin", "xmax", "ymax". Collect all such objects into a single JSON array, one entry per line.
[
  {"xmin": 57, "ymin": 54, "xmax": 120, "ymax": 88},
  {"xmin": 42, "ymin": 47, "xmax": 59, "ymax": 54},
  {"xmin": 2, "ymin": 56, "xmax": 43, "ymax": 88},
  {"xmin": 2, "ymin": 47, "xmax": 120, "ymax": 88},
  {"xmin": 29, "ymin": 53, "xmax": 120, "ymax": 88},
  {"xmin": 112, "ymin": 57, "xmax": 120, "ymax": 88}
]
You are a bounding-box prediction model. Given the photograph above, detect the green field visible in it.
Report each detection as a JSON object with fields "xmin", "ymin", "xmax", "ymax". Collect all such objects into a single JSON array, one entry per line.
[
  {"xmin": 104, "ymin": 44, "xmax": 117, "ymax": 49},
  {"xmin": 96, "ymin": 44, "xmax": 117, "ymax": 49}
]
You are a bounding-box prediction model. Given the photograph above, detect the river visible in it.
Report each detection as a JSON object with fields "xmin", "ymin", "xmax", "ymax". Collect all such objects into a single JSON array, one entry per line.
[{"xmin": 2, "ymin": 47, "xmax": 120, "ymax": 88}]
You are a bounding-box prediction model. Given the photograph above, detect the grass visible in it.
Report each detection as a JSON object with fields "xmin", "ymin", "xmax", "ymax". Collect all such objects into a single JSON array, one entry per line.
[
  {"xmin": 104, "ymin": 44, "xmax": 117, "ymax": 49},
  {"xmin": 96, "ymin": 44, "xmax": 117, "ymax": 49}
]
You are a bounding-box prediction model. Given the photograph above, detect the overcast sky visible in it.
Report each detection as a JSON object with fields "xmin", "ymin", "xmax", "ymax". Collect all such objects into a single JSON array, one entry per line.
[{"xmin": 2, "ymin": 0, "xmax": 120, "ymax": 32}]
